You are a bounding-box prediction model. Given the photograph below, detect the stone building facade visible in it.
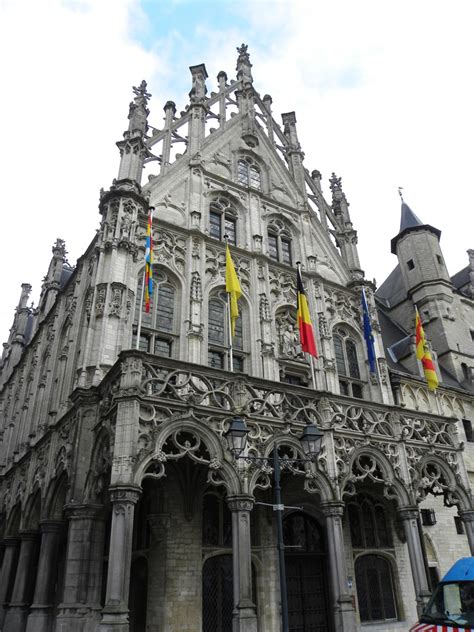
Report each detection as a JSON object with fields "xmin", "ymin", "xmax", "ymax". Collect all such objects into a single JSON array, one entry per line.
[{"xmin": 0, "ymin": 44, "xmax": 473, "ymax": 632}]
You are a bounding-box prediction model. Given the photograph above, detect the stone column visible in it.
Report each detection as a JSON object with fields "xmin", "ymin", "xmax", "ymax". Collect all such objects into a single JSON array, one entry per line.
[
  {"xmin": 55, "ymin": 504, "xmax": 105, "ymax": 632},
  {"xmin": 459, "ymin": 509, "xmax": 474, "ymax": 555},
  {"xmin": 321, "ymin": 502, "xmax": 357, "ymax": 632},
  {"xmin": 3, "ymin": 530, "xmax": 40, "ymax": 632},
  {"xmin": 0, "ymin": 537, "xmax": 20, "ymax": 627},
  {"xmin": 25, "ymin": 520, "xmax": 64, "ymax": 632},
  {"xmin": 398, "ymin": 507, "xmax": 431, "ymax": 615},
  {"xmin": 227, "ymin": 495, "xmax": 258, "ymax": 632},
  {"xmin": 100, "ymin": 485, "xmax": 141, "ymax": 632}
]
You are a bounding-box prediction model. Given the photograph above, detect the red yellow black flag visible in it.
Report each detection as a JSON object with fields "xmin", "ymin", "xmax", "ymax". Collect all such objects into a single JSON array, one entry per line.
[{"xmin": 296, "ymin": 267, "xmax": 318, "ymax": 358}]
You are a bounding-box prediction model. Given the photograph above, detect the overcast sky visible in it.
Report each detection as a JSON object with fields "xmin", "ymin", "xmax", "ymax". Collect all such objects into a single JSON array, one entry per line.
[{"xmin": 1, "ymin": 0, "xmax": 473, "ymax": 342}]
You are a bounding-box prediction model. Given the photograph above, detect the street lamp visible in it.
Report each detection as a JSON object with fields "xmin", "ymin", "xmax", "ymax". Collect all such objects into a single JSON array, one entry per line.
[{"xmin": 225, "ymin": 418, "xmax": 324, "ymax": 632}]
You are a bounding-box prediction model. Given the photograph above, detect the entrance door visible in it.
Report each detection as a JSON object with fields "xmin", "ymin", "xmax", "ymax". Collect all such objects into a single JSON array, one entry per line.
[{"xmin": 284, "ymin": 512, "xmax": 332, "ymax": 632}]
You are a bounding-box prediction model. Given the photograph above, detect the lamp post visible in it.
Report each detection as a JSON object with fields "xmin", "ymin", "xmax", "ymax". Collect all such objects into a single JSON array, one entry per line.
[{"xmin": 225, "ymin": 418, "xmax": 323, "ymax": 632}]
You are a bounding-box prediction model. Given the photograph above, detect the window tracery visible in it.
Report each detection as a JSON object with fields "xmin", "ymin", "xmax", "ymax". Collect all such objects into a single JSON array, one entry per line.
[
  {"xmin": 237, "ymin": 157, "xmax": 261, "ymax": 190},
  {"xmin": 209, "ymin": 197, "xmax": 237, "ymax": 244},
  {"xmin": 267, "ymin": 218, "xmax": 293, "ymax": 265},
  {"xmin": 208, "ymin": 289, "xmax": 245, "ymax": 372},
  {"xmin": 333, "ymin": 327, "xmax": 363, "ymax": 398},
  {"xmin": 133, "ymin": 269, "xmax": 179, "ymax": 356}
]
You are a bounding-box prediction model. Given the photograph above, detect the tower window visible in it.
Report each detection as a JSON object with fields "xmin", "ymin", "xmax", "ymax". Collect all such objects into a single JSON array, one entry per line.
[
  {"xmin": 237, "ymin": 157, "xmax": 261, "ymax": 190},
  {"xmin": 209, "ymin": 197, "xmax": 237, "ymax": 244},
  {"xmin": 407, "ymin": 259, "xmax": 415, "ymax": 270},
  {"xmin": 436, "ymin": 255, "xmax": 443, "ymax": 265}
]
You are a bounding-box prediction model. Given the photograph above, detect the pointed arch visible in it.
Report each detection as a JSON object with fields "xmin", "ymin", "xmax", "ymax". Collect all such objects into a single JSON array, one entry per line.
[
  {"xmin": 413, "ymin": 453, "xmax": 472, "ymax": 511},
  {"xmin": 44, "ymin": 471, "xmax": 69, "ymax": 521},
  {"xmin": 134, "ymin": 416, "xmax": 241, "ymax": 497},
  {"xmin": 5, "ymin": 503, "xmax": 21, "ymax": 536},
  {"xmin": 22, "ymin": 489, "xmax": 42, "ymax": 530},
  {"xmin": 341, "ymin": 445, "xmax": 411, "ymax": 507}
]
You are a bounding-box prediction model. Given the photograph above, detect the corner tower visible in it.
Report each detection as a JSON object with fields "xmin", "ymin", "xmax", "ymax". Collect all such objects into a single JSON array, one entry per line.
[{"xmin": 391, "ymin": 195, "xmax": 468, "ymax": 380}]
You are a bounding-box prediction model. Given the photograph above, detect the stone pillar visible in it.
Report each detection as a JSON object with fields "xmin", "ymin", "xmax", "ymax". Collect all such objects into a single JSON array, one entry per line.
[
  {"xmin": 3, "ymin": 530, "xmax": 40, "ymax": 632},
  {"xmin": 55, "ymin": 504, "xmax": 106, "ymax": 632},
  {"xmin": 227, "ymin": 495, "xmax": 258, "ymax": 632},
  {"xmin": 0, "ymin": 537, "xmax": 20, "ymax": 627},
  {"xmin": 100, "ymin": 485, "xmax": 141, "ymax": 632},
  {"xmin": 398, "ymin": 507, "xmax": 431, "ymax": 615},
  {"xmin": 25, "ymin": 520, "xmax": 64, "ymax": 632},
  {"xmin": 459, "ymin": 509, "xmax": 474, "ymax": 555},
  {"xmin": 321, "ymin": 502, "xmax": 357, "ymax": 632}
]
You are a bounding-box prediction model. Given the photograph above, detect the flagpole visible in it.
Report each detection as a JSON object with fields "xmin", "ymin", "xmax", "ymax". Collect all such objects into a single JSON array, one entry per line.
[
  {"xmin": 224, "ymin": 235, "xmax": 234, "ymax": 372},
  {"xmin": 135, "ymin": 271, "xmax": 146, "ymax": 350},
  {"xmin": 309, "ymin": 354, "xmax": 317, "ymax": 390}
]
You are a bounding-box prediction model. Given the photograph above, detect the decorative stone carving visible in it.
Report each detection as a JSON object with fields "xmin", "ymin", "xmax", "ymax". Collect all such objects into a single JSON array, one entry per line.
[
  {"xmin": 95, "ymin": 285, "xmax": 107, "ymax": 318},
  {"xmin": 259, "ymin": 293, "xmax": 270, "ymax": 322},
  {"xmin": 190, "ymin": 272, "xmax": 202, "ymax": 302}
]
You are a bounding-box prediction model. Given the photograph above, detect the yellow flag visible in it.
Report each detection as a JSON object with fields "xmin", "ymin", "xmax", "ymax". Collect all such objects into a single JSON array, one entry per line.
[{"xmin": 225, "ymin": 244, "xmax": 242, "ymax": 336}]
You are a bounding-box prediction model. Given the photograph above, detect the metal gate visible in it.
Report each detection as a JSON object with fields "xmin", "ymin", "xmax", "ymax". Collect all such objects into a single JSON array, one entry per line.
[
  {"xmin": 284, "ymin": 512, "xmax": 332, "ymax": 632},
  {"xmin": 202, "ymin": 554, "xmax": 234, "ymax": 632}
]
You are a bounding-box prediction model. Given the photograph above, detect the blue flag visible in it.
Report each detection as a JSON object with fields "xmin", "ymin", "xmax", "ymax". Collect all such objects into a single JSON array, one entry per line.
[{"xmin": 361, "ymin": 288, "xmax": 377, "ymax": 374}]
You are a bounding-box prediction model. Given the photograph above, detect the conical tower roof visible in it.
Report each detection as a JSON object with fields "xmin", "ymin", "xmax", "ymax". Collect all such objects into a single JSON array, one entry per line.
[{"xmin": 391, "ymin": 198, "xmax": 441, "ymax": 254}]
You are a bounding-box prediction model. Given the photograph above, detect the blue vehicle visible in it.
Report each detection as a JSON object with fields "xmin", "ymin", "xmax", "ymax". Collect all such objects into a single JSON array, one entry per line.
[{"xmin": 410, "ymin": 558, "xmax": 474, "ymax": 631}]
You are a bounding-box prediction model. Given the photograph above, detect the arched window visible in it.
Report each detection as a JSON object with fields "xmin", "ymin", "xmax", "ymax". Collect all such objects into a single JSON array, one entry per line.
[
  {"xmin": 209, "ymin": 197, "xmax": 237, "ymax": 245},
  {"xmin": 133, "ymin": 270, "xmax": 178, "ymax": 356},
  {"xmin": 355, "ymin": 555, "xmax": 397, "ymax": 623},
  {"xmin": 333, "ymin": 327, "xmax": 363, "ymax": 398},
  {"xmin": 267, "ymin": 218, "xmax": 292, "ymax": 265},
  {"xmin": 347, "ymin": 495, "xmax": 392, "ymax": 549},
  {"xmin": 208, "ymin": 290, "xmax": 245, "ymax": 372},
  {"xmin": 237, "ymin": 157, "xmax": 261, "ymax": 190}
]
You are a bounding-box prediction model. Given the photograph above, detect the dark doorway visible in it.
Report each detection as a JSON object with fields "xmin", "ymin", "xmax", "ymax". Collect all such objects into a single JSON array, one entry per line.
[
  {"xmin": 202, "ymin": 554, "xmax": 234, "ymax": 632},
  {"xmin": 284, "ymin": 512, "xmax": 332, "ymax": 632},
  {"xmin": 129, "ymin": 556, "xmax": 148, "ymax": 632}
]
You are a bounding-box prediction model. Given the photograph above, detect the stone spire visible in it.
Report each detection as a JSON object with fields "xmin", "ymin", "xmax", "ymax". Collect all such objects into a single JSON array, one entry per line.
[
  {"xmin": 236, "ymin": 43, "xmax": 253, "ymax": 87},
  {"xmin": 116, "ymin": 81, "xmax": 152, "ymax": 185},
  {"xmin": 187, "ymin": 64, "xmax": 209, "ymax": 155},
  {"xmin": 0, "ymin": 283, "xmax": 33, "ymax": 378},
  {"xmin": 37, "ymin": 239, "xmax": 69, "ymax": 319},
  {"xmin": 329, "ymin": 173, "xmax": 363, "ymax": 277}
]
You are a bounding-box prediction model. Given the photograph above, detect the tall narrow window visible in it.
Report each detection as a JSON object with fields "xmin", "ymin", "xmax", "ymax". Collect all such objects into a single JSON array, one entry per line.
[
  {"xmin": 267, "ymin": 219, "xmax": 293, "ymax": 265},
  {"xmin": 237, "ymin": 157, "xmax": 261, "ymax": 190},
  {"xmin": 333, "ymin": 327, "xmax": 363, "ymax": 398},
  {"xmin": 209, "ymin": 197, "xmax": 237, "ymax": 244},
  {"xmin": 133, "ymin": 271, "xmax": 178, "ymax": 356},
  {"xmin": 208, "ymin": 290, "xmax": 246, "ymax": 372}
]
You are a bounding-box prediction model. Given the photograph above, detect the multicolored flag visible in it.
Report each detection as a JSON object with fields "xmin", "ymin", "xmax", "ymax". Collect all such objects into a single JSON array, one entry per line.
[
  {"xmin": 361, "ymin": 287, "xmax": 377, "ymax": 373},
  {"xmin": 296, "ymin": 267, "xmax": 318, "ymax": 357},
  {"xmin": 415, "ymin": 307, "xmax": 439, "ymax": 391},
  {"xmin": 225, "ymin": 244, "xmax": 242, "ymax": 336},
  {"xmin": 144, "ymin": 208, "xmax": 154, "ymax": 313}
]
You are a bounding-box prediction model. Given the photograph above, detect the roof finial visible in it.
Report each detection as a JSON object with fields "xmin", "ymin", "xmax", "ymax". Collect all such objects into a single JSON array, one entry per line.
[
  {"xmin": 398, "ymin": 186, "xmax": 404, "ymax": 202},
  {"xmin": 236, "ymin": 43, "xmax": 253, "ymax": 86}
]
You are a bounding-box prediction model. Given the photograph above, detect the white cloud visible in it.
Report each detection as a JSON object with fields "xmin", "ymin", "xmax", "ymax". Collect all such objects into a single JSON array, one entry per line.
[{"xmin": 0, "ymin": 0, "xmax": 472, "ymax": 342}]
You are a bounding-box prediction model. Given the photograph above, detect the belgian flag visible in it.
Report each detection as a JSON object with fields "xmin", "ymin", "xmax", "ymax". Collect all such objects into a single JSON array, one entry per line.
[{"xmin": 297, "ymin": 267, "xmax": 318, "ymax": 357}]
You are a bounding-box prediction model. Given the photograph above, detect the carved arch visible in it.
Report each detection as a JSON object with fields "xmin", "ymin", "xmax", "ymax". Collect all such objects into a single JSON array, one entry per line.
[
  {"xmin": 5, "ymin": 503, "xmax": 21, "ymax": 536},
  {"xmin": 83, "ymin": 428, "xmax": 112, "ymax": 504},
  {"xmin": 134, "ymin": 416, "xmax": 240, "ymax": 496},
  {"xmin": 413, "ymin": 454, "xmax": 472, "ymax": 510},
  {"xmin": 341, "ymin": 446, "xmax": 410, "ymax": 506},
  {"xmin": 44, "ymin": 471, "xmax": 69, "ymax": 521},
  {"xmin": 22, "ymin": 488, "xmax": 42, "ymax": 530},
  {"xmin": 247, "ymin": 433, "xmax": 335, "ymax": 502}
]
